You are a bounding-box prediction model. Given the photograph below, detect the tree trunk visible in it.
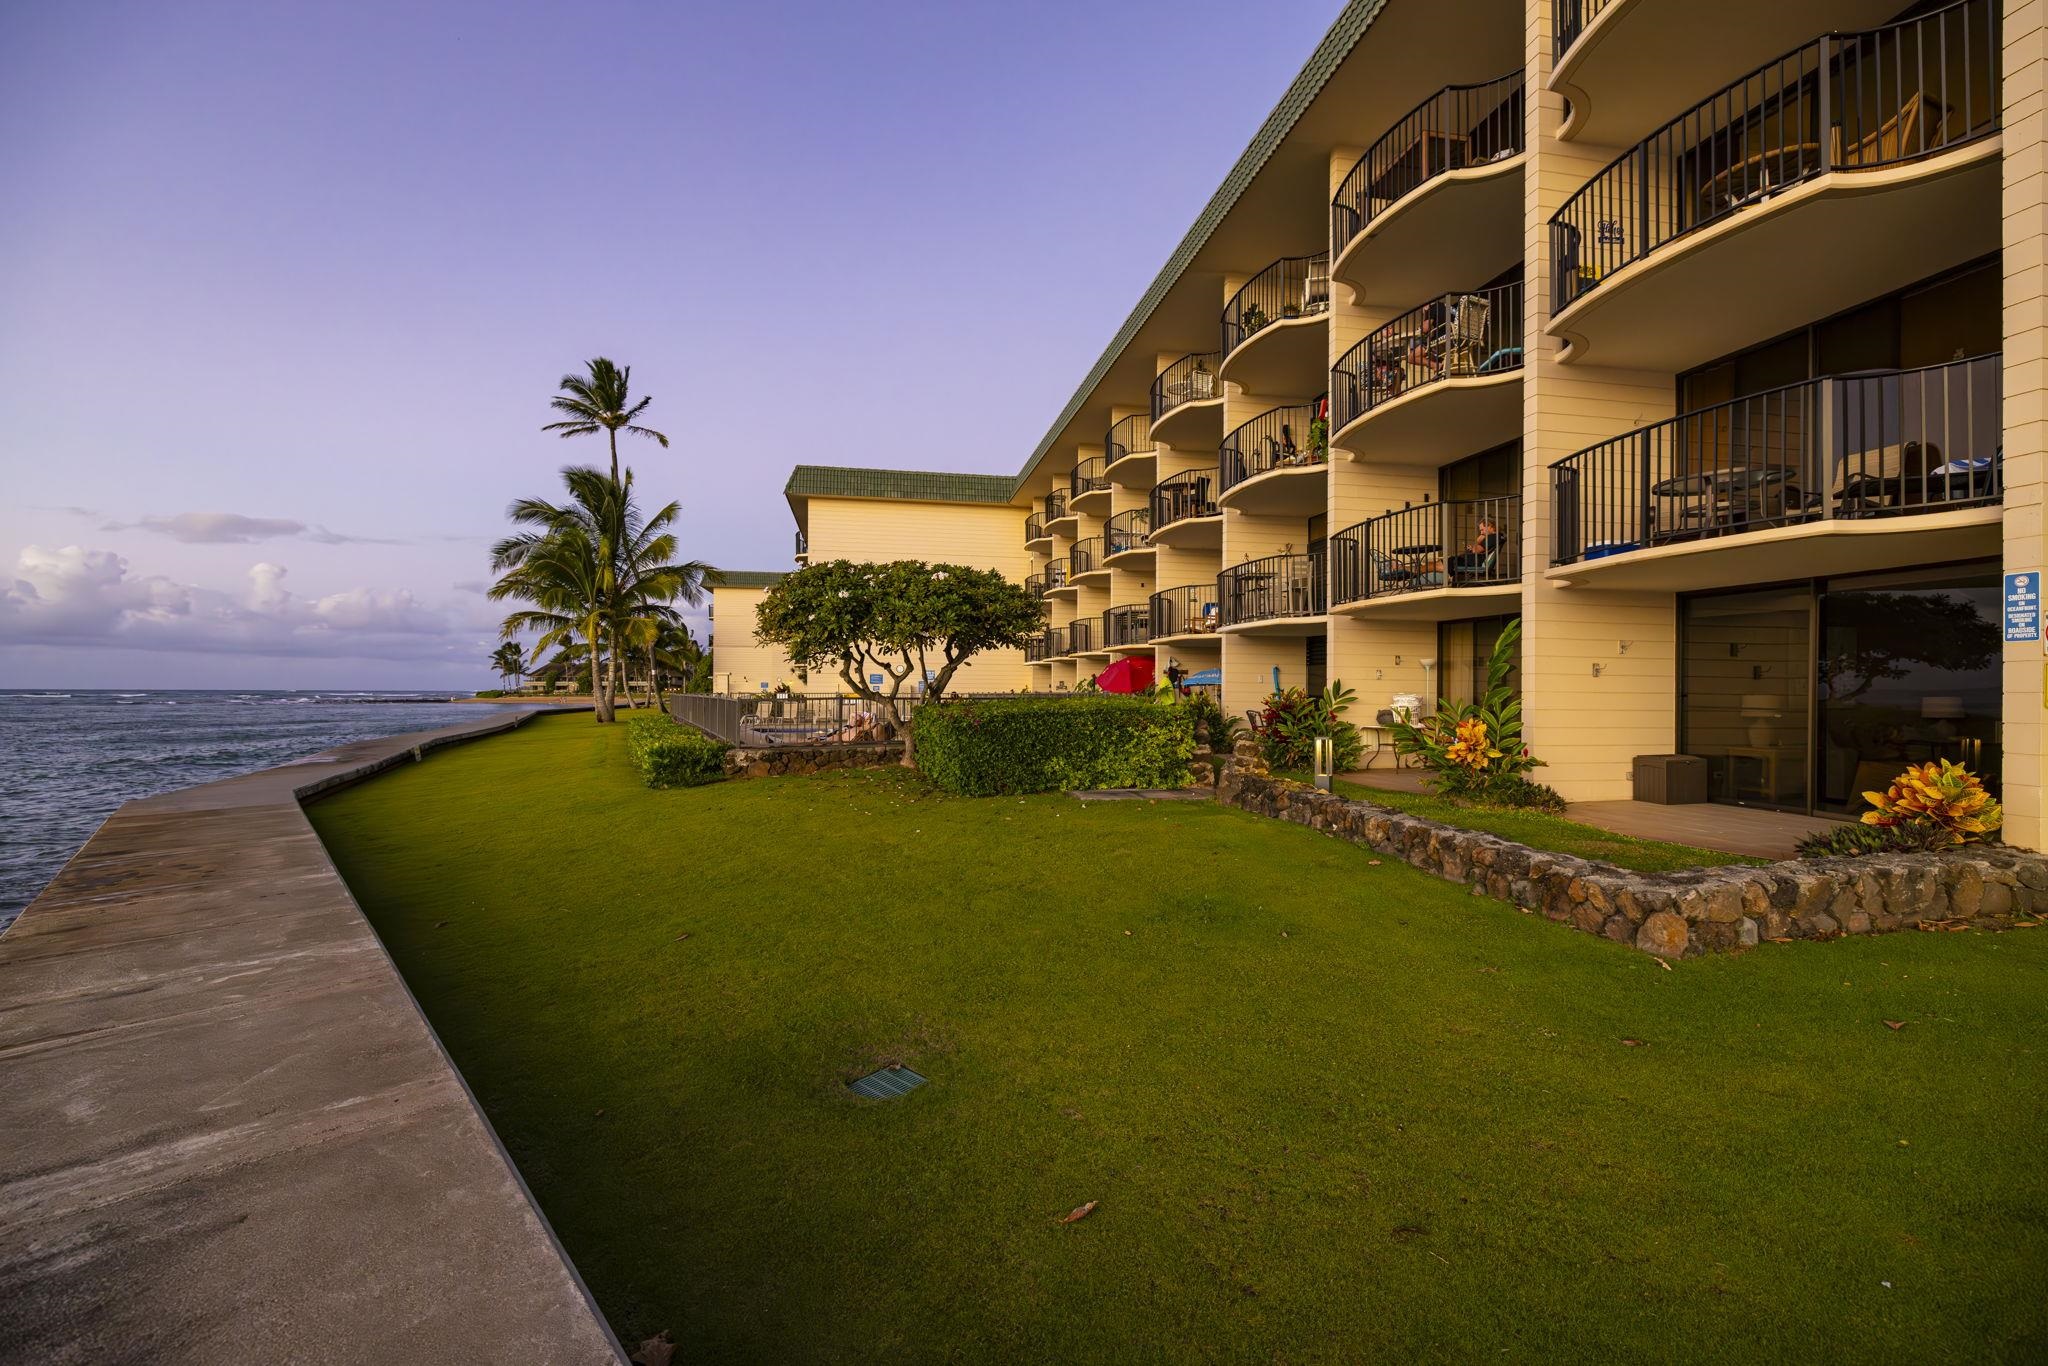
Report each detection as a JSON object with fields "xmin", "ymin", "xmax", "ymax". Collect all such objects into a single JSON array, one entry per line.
[
  {"xmin": 608, "ymin": 428, "xmax": 619, "ymax": 485},
  {"xmin": 649, "ymin": 642, "xmax": 664, "ymax": 711},
  {"xmin": 588, "ymin": 620, "xmax": 613, "ymax": 723}
]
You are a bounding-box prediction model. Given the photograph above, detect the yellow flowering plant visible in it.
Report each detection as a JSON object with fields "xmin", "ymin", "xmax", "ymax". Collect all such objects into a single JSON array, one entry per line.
[{"xmin": 1860, "ymin": 758, "xmax": 2002, "ymax": 846}]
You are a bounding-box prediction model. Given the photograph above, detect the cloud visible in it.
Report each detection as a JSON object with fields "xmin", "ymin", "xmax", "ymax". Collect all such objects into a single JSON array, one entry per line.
[
  {"xmin": 0, "ymin": 545, "xmax": 465, "ymax": 662},
  {"xmin": 99, "ymin": 511, "xmax": 404, "ymax": 546},
  {"xmin": 451, "ymin": 578, "xmax": 492, "ymax": 595}
]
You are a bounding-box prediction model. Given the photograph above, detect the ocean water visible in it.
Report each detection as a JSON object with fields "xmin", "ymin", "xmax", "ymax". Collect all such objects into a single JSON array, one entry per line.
[{"xmin": 0, "ymin": 690, "xmax": 515, "ymax": 928}]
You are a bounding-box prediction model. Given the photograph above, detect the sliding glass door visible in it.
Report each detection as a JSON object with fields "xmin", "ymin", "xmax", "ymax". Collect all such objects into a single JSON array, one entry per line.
[
  {"xmin": 1818, "ymin": 567, "xmax": 2002, "ymax": 813},
  {"xmin": 1680, "ymin": 588, "xmax": 1812, "ymax": 810},
  {"xmin": 1680, "ymin": 561, "xmax": 2001, "ymax": 813}
]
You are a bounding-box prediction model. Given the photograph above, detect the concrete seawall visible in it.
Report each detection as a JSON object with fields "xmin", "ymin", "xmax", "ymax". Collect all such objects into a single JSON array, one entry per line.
[{"xmin": 0, "ymin": 709, "xmax": 624, "ymax": 1363}]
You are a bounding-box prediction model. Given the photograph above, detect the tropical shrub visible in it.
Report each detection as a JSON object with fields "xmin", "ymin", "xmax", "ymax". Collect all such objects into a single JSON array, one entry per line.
[
  {"xmin": 913, "ymin": 696, "xmax": 1195, "ymax": 795},
  {"xmin": 1796, "ymin": 820, "xmax": 1951, "ymax": 860},
  {"xmin": 1254, "ymin": 682, "xmax": 1364, "ymax": 772},
  {"xmin": 1390, "ymin": 619, "xmax": 1556, "ymax": 808},
  {"xmin": 472, "ymin": 689, "xmax": 506, "ymax": 698},
  {"xmin": 626, "ymin": 713, "xmax": 728, "ymax": 788},
  {"xmin": 1859, "ymin": 758, "xmax": 2002, "ymax": 846}
]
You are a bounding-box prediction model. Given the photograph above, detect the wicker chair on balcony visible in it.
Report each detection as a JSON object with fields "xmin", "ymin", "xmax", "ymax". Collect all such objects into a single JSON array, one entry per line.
[{"xmin": 1443, "ymin": 294, "xmax": 1492, "ymax": 376}]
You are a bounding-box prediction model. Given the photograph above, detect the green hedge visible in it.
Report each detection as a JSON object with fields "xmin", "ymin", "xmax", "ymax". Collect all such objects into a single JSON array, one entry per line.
[
  {"xmin": 626, "ymin": 713, "xmax": 729, "ymax": 788},
  {"xmin": 913, "ymin": 696, "xmax": 1195, "ymax": 795},
  {"xmin": 472, "ymin": 689, "xmax": 506, "ymax": 698}
]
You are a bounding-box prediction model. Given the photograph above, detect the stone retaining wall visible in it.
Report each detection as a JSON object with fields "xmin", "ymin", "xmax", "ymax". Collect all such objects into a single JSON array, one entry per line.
[
  {"xmin": 1218, "ymin": 751, "xmax": 2044, "ymax": 958},
  {"xmin": 722, "ymin": 741, "xmax": 904, "ymax": 778}
]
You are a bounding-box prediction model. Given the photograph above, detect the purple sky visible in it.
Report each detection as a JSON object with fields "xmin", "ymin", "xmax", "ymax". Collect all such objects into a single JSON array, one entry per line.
[{"xmin": 0, "ymin": 0, "xmax": 1337, "ymax": 688}]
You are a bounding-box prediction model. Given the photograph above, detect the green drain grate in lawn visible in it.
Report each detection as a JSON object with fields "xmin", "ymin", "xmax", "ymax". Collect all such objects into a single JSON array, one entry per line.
[{"xmin": 848, "ymin": 1065, "xmax": 927, "ymax": 1099}]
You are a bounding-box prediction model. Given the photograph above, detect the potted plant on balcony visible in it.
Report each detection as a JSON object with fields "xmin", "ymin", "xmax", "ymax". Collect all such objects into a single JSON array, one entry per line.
[
  {"xmin": 1282, "ymin": 300, "xmax": 1302, "ymax": 320},
  {"xmin": 1240, "ymin": 304, "xmax": 1269, "ymax": 335}
]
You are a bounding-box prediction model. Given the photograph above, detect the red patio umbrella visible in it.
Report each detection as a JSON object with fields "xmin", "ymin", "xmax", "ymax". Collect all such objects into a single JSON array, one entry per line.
[{"xmin": 1094, "ymin": 656, "xmax": 1155, "ymax": 694}]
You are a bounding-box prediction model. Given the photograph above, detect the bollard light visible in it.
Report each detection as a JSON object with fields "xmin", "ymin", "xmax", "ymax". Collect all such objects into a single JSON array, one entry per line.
[{"xmin": 1313, "ymin": 735, "xmax": 1333, "ymax": 791}]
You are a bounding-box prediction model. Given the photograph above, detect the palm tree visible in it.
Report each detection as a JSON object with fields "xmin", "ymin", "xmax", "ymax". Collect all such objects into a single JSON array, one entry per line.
[
  {"xmin": 543, "ymin": 358, "xmax": 668, "ymax": 483},
  {"xmin": 489, "ymin": 641, "xmax": 527, "ymax": 690},
  {"xmin": 490, "ymin": 466, "xmax": 708, "ymax": 723}
]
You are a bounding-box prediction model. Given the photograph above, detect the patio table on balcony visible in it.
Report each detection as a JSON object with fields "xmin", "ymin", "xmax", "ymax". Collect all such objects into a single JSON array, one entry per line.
[
  {"xmin": 1697, "ymin": 142, "xmax": 1823, "ymax": 218},
  {"xmin": 1650, "ymin": 466, "xmax": 1798, "ymax": 539}
]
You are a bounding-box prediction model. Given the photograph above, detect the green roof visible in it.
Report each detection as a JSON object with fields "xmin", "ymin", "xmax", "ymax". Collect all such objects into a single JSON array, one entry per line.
[
  {"xmin": 784, "ymin": 465, "xmax": 1021, "ymax": 506},
  {"xmin": 1012, "ymin": 0, "xmax": 1386, "ymax": 487},
  {"xmin": 711, "ymin": 570, "xmax": 789, "ymax": 588}
]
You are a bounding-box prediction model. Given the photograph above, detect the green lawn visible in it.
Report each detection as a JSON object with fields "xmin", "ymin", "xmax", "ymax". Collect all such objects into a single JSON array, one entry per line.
[
  {"xmin": 310, "ymin": 713, "xmax": 2047, "ymax": 1363},
  {"xmin": 1322, "ymin": 774, "xmax": 1767, "ymax": 872}
]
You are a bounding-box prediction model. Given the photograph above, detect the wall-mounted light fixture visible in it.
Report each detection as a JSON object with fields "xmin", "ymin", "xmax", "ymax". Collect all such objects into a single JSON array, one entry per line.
[{"xmin": 1591, "ymin": 662, "xmax": 1604, "ymax": 678}]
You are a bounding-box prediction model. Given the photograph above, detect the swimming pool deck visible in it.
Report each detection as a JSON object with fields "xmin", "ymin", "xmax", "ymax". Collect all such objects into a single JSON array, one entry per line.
[{"xmin": 0, "ymin": 709, "xmax": 622, "ymax": 1363}]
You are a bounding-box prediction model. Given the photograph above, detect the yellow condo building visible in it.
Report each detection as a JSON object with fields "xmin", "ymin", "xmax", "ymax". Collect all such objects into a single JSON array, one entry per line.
[{"xmin": 712, "ymin": 0, "xmax": 2048, "ymax": 848}]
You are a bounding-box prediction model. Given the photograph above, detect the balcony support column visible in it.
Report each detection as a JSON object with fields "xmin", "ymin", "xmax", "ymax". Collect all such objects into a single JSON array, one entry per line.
[
  {"xmin": 1519, "ymin": 0, "xmax": 1681, "ymax": 801},
  {"xmin": 2001, "ymin": 0, "xmax": 2048, "ymax": 848}
]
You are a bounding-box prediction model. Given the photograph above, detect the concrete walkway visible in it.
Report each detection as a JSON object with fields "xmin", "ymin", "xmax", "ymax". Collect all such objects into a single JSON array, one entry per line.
[{"xmin": 0, "ymin": 709, "xmax": 623, "ymax": 1363}]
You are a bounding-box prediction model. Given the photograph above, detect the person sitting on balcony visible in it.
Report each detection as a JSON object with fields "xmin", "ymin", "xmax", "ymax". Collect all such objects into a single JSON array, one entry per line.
[
  {"xmin": 1405, "ymin": 297, "xmax": 1450, "ymax": 381},
  {"xmin": 1418, "ymin": 517, "xmax": 1504, "ymax": 582}
]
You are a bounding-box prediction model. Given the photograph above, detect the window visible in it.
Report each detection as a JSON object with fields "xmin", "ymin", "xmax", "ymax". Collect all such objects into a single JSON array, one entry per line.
[
  {"xmin": 1678, "ymin": 258, "xmax": 1998, "ymax": 408},
  {"xmin": 1438, "ymin": 615, "xmax": 1519, "ymax": 705}
]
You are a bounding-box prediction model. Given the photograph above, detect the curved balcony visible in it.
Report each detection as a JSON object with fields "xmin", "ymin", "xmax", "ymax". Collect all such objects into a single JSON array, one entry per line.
[
  {"xmin": 1071, "ymin": 536, "xmax": 1110, "ymax": 586},
  {"xmin": 1103, "ymin": 508, "xmax": 1153, "ymax": 566},
  {"xmin": 1024, "ymin": 571, "xmax": 1047, "ymax": 600},
  {"xmin": 1044, "ymin": 486, "xmax": 1079, "ymax": 537},
  {"xmin": 1151, "ymin": 351, "xmax": 1225, "ymax": 450},
  {"xmin": 1069, "ymin": 456, "xmax": 1112, "ymax": 514},
  {"xmin": 1103, "ymin": 603, "xmax": 1152, "ymax": 651},
  {"xmin": 1150, "ymin": 584, "xmax": 1223, "ymax": 645},
  {"xmin": 1330, "ymin": 495, "xmax": 1522, "ymax": 620},
  {"xmin": 1549, "ymin": 0, "xmax": 2000, "ymax": 371},
  {"xmin": 1043, "ymin": 625, "xmax": 1072, "ymax": 660},
  {"xmin": 1219, "ymin": 552, "xmax": 1326, "ymax": 635},
  {"xmin": 1219, "ymin": 254, "xmax": 1329, "ymax": 396},
  {"xmin": 1025, "ymin": 631, "xmax": 1055, "ymax": 664},
  {"xmin": 1105, "ymin": 414, "xmax": 1156, "ymax": 486},
  {"xmin": 1024, "ymin": 510, "xmax": 1048, "ymax": 548},
  {"xmin": 1067, "ymin": 617, "xmax": 1101, "ymax": 657},
  {"xmin": 1217, "ymin": 405, "xmax": 1326, "ymax": 516},
  {"xmin": 1148, "ymin": 470, "xmax": 1221, "ymax": 550},
  {"xmin": 1551, "ymin": 0, "xmax": 1904, "ymax": 148},
  {"xmin": 1330, "ymin": 282, "xmax": 1522, "ymax": 465},
  {"xmin": 1330, "ymin": 73, "xmax": 1524, "ymax": 306},
  {"xmin": 1043, "ymin": 556, "xmax": 1075, "ymax": 600},
  {"xmin": 1549, "ymin": 355, "xmax": 2002, "ymax": 592}
]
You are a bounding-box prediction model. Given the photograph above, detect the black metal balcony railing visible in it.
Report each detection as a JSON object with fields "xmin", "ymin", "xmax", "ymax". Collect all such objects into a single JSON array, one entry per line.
[
  {"xmin": 1150, "ymin": 584, "xmax": 1222, "ymax": 639},
  {"xmin": 1551, "ymin": 355, "xmax": 2001, "ymax": 565},
  {"xmin": 1553, "ymin": 0, "xmax": 1616, "ymax": 62},
  {"xmin": 1024, "ymin": 510, "xmax": 1047, "ymax": 544},
  {"xmin": 1105, "ymin": 508, "xmax": 1151, "ymax": 557},
  {"xmin": 1071, "ymin": 536, "xmax": 1104, "ymax": 578},
  {"xmin": 1026, "ymin": 632, "xmax": 1053, "ymax": 663},
  {"xmin": 1222, "ymin": 253, "xmax": 1330, "ymax": 359},
  {"xmin": 1152, "ymin": 351, "xmax": 1221, "ymax": 421},
  {"xmin": 1150, "ymin": 469, "xmax": 1219, "ymax": 529},
  {"xmin": 1220, "ymin": 404, "xmax": 1324, "ymax": 494},
  {"xmin": 1103, "ymin": 603, "xmax": 1151, "ymax": 648},
  {"xmin": 1329, "ymin": 496, "xmax": 1522, "ymax": 604},
  {"xmin": 794, "ymin": 530, "xmax": 808, "ymax": 558},
  {"xmin": 1071, "ymin": 456, "xmax": 1110, "ymax": 502},
  {"xmin": 1044, "ymin": 488, "xmax": 1069, "ymax": 522},
  {"xmin": 1331, "ymin": 72, "xmax": 1525, "ymax": 253},
  {"xmin": 1044, "ymin": 556, "xmax": 1070, "ymax": 591},
  {"xmin": 1068, "ymin": 618, "xmax": 1097, "ymax": 654},
  {"xmin": 1220, "ymin": 552, "xmax": 1327, "ymax": 627},
  {"xmin": 1107, "ymin": 414, "xmax": 1155, "ymax": 467},
  {"xmin": 1045, "ymin": 625, "xmax": 1071, "ymax": 658},
  {"xmin": 1551, "ymin": 0, "xmax": 1998, "ymax": 312},
  {"xmin": 1024, "ymin": 572, "xmax": 1046, "ymax": 599},
  {"xmin": 1330, "ymin": 282, "xmax": 1524, "ymax": 430}
]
